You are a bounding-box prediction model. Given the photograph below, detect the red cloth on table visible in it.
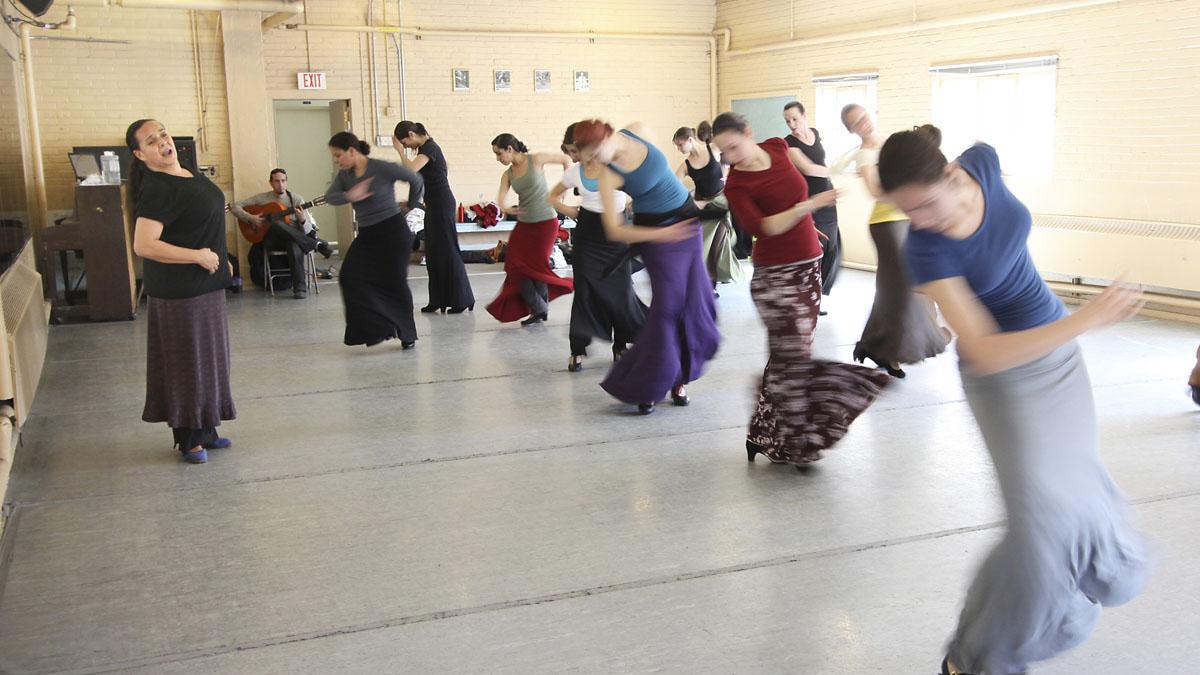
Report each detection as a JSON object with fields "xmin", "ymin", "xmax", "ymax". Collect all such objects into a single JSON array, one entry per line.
[
  {"xmin": 486, "ymin": 218, "xmax": 574, "ymax": 322},
  {"xmin": 469, "ymin": 202, "xmax": 501, "ymax": 227}
]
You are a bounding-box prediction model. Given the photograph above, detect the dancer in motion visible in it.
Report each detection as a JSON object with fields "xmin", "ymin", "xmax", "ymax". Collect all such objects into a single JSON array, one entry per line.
[
  {"xmin": 783, "ymin": 101, "xmax": 841, "ymax": 303},
  {"xmin": 834, "ymin": 104, "xmax": 949, "ymax": 377},
  {"xmin": 324, "ymin": 132, "xmax": 424, "ymax": 349},
  {"xmin": 1189, "ymin": 343, "xmax": 1200, "ymax": 406},
  {"xmin": 393, "ymin": 121, "xmax": 475, "ymax": 314},
  {"xmin": 127, "ymin": 119, "xmax": 236, "ymax": 464},
  {"xmin": 573, "ymin": 119, "xmax": 718, "ymax": 414},
  {"xmin": 551, "ymin": 123, "xmax": 646, "ymax": 372},
  {"xmin": 673, "ymin": 122, "xmax": 745, "ymax": 289},
  {"xmin": 486, "ymin": 133, "xmax": 574, "ymax": 326},
  {"xmin": 877, "ymin": 126, "xmax": 1148, "ymax": 675},
  {"xmin": 714, "ymin": 112, "xmax": 889, "ymax": 467}
]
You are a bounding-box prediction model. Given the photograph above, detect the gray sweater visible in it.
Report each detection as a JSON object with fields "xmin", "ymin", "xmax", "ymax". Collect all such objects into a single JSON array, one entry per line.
[{"xmin": 325, "ymin": 158, "xmax": 424, "ymax": 228}]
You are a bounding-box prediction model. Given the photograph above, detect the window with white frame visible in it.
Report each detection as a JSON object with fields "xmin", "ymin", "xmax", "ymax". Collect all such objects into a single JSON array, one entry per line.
[
  {"xmin": 930, "ymin": 57, "xmax": 1058, "ymax": 178},
  {"xmin": 813, "ymin": 73, "xmax": 878, "ymax": 166}
]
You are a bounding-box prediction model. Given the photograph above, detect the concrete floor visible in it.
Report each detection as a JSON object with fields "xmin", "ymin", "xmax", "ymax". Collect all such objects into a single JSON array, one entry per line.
[{"xmin": 0, "ymin": 265, "xmax": 1197, "ymax": 674}]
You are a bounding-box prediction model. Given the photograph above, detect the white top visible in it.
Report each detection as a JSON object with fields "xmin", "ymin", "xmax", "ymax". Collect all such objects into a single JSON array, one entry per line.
[{"xmin": 561, "ymin": 163, "xmax": 629, "ymax": 213}]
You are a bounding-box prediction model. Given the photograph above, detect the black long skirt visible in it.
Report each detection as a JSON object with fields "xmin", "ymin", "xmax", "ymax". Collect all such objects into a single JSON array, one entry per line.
[
  {"xmin": 142, "ymin": 289, "xmax": 236, "ymax": 429},
  {"xmin": 813, "ymin": 206, "xmax": 841, "ymax": 295},
  {"xmin": 424, "ymin": 196, "xmax": 475, "ymax": 310},
  {"xmin": 569, "ymin": 208, "xmax": 647, "ymax": 356},
  {"xmin": 339, "ymin": 213, "xmax": 418, "ymax": 346}
]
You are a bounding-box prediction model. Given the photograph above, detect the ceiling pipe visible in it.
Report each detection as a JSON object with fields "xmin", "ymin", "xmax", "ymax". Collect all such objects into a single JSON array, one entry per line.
[
  {"xmin": 393, "ymin": 0, "xmax": 406, "ymax": 120},
  {"xmin": 288, "ymin": 23, "xmax": 726, "ymax": 119},
  {"xmin": 69, "ymin": 0, "xmax": 304, "ymax": 11},
  {"xmin": 722, "ymin": 0, "xmax": 1118, "ymax": 57}
]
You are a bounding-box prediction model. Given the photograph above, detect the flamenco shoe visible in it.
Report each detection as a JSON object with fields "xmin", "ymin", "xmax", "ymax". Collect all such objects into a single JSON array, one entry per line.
[
  {"xmin": 568, "ymin": 355, "xmax": 584, "ymax": 373},
  {"xmin": 521, "ymin": 312, "xmax": 548, "ymax": 326},
  {"xmin": 852, "ymin": 344, "xmax": 906, "ymax": 379},
  {"xmin": 746, "ymin": 439, "xmax": 763, "ymax": 462},
  {"xmin": 203, "ymin": 438, "xmax": 233, "ymax": 450},
  {"xmin": 180, "ymin": 448, "xmax": 208, "ymax": 464},
  {"xmin": 420, "ymin": 305, "xmax": 443, "ymax": 314},
  {"xmin": 447, "ymin": 304, "xmax": 474, "ymax": 314},
  {"xmin": 612, "ymin": 345, "xmax": 626, "ymax": 362},
  {"xmin": 940, "ymin": 657, "xmax": 977, "ymax": 675},
  {"xmin": 1189, "ymin": 384, "xmax": 1200, "ymax": 407},
  {"xmin": 637, "ymin": 403, "xmax": 656, "ymax": 415},
  {"xmin": 401, "ymin": 340, "xmax": 416, "ymax": 350},
  {"xmin": 671, "ymin": 384, "xmax": 690, "ymax": 407}
]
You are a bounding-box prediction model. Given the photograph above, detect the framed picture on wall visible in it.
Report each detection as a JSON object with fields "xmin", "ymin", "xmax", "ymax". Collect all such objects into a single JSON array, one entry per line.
[
  {"xmin": 574, "ymin": 70, "xmax": 590, "ymax": 92},
  {"xmin": 494, "ymin": 70, "xmax": 512, "ymax": 92},
  {"xmin": 534, "ymin": 69, "xmax": 552, "ymax": 92},
  {"xmin": 452, "ymin": 69, "xmax": 470, "ymax": 92}
]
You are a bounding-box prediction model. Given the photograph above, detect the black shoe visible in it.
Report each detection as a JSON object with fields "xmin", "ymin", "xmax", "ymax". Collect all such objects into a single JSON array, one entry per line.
[
  {"xmin": 746, "ymin": 439, "xmax": 762, "ymax": 462},
  {"xmin": 818, "ymin": 310, "xmax": 828, "ymax": 316},
  {"xmin": 293, "ymin": 289, "xmax": 307, "ymax": 299},
  {"xmin": 316, "ymin": 240, "xmax": 333, "ymax": 259},
  {"xmin": 568, "ymin": 355, "xmax": 584, "ymax": 373},
  {"xmin": 853, "ymin": 344, "xmax": 906, "ymax": 379},
  {"xmin": 612, "ymin": 345, "xmax": 626, "ymax": 362},
  {"xmin": 940, "ymin": 656, "xmax": 976, "ymax": 675},
  {"xmin": 521, "ymin": 312, "xmax": 547, "ymax": 326},
  {"xmin": 420, "ymin": 305, "xmax": 443, "ymax": 314},
  {"xmin": 637, "ymin": 403, "xmax": 655, "ymax": 415},
  {"xmin": 1189, "ymin": 384, "xmax": 1200, "ymax": 407},
  {"xmin": 401, "ymin": 340, "xmax": 416, "ymax": 350},
  {"xmin": 447, "ymin": 304, "xmax": 474, "ymax": 314},
  {"xmin": 671, "ymin": 385, "xmax": 690, "ymax": 406}
]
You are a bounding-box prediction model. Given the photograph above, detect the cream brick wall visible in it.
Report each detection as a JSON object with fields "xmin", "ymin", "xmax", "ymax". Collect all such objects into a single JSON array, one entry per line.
[{"xmin": 716, "ymin": 0, "xmax": 1200, "ymax": 228}]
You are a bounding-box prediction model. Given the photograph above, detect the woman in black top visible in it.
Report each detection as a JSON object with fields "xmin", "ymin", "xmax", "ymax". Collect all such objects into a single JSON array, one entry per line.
[
  {"xmin": 672, "ymin": 122, "xmax": 745, "ymax": 288},
  {"xmin": 128, "ymin": 119, "xmax": 236, "ymax": 465},
  {"xmin": 394, "ymin": 121, "xmax": 475, "ymax": 314},
  {"xmin": 783, "ymin": 101, "xmax": 841, "ymax": 299}
]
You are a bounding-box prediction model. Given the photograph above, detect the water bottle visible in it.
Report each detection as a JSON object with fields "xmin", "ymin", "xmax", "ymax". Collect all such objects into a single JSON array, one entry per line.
[{"xmin": 101, "ymin": 151, "xmax": 121, "ymax": 184}]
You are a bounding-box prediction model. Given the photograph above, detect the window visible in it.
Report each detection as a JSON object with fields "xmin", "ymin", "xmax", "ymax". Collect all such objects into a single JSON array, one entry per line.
[
  {"xmin": 930, "ymin": 57, "xmax": 1057, "ymax": 177},
  {"xmin": 813, "ymin": 73, "xmax": 878, "ymax": 164}
]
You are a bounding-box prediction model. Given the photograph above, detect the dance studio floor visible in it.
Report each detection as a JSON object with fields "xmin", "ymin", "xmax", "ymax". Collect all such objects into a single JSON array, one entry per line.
[{"xmin": 1, "ymin": 265, "xmax": 1196, "ymax": 674}]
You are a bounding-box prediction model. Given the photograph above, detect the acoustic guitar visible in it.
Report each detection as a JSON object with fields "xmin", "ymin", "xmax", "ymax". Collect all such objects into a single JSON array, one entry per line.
[{"xmin": 235, "ymin": 195, "xmax": 327, "ymax": 243}]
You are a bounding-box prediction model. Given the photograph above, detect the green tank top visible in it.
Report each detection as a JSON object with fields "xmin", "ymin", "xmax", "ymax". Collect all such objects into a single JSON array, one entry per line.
[{"xmin": 507, "ymin": 160, "xmax": 556, "ymax": 223}]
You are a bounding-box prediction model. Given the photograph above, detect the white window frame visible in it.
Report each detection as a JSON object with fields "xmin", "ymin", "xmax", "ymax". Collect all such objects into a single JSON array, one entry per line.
[
  {"xmin": 812, "ymin": 73, "xmax": 879, "ymax": 165},
  {"xmin": 930, "ymin": 56, "xmax": 1058, "ymax": 178}
]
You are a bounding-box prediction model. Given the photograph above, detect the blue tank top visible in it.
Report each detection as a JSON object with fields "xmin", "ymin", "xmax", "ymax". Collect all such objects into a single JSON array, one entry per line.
[
  {"xmin": 905, "ymin": 143, "xmax": 1065, "ymax": 332},
  {"xmin": 607, "ymin": 129, "xmax": 689, "ymax": 214}
]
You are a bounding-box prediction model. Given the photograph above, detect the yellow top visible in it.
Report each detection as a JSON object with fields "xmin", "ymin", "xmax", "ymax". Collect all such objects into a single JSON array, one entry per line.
[{"xmin": 869, "ymin": 200, "xmax": 907, "ymax": 224}]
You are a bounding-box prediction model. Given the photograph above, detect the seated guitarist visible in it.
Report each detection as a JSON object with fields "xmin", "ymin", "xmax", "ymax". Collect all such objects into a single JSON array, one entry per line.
[{"xmin": 230, "ymin": 168, "xmax": 332, "ymax": 298}]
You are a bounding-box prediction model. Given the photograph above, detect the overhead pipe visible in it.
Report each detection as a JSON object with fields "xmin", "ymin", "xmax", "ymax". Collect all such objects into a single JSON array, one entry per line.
[
  {"xmin": 722, "ymin": 0, "xmax": 1119, "ymax": 57},
  {"xmin": 69, "ymin": 0, "xmax": 304, "ymax": 12},
  {"xmin": 392, "ymin": 0, "xmax": 406, "ymax": 120},
  {"xmin": 289, "ymin": 23, "xmax": 727, "ymax": 119}
]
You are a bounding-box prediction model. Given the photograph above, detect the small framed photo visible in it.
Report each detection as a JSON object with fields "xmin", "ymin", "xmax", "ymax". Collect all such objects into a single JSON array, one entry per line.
[
  {"xmin": 494, "ymin": 69, "xmax": 512, "ymax": 92},
  {"xmin": 452, "ymin": 68, "xmax": 470, "ymax": 92},
  {"xmin": 573, "ymin": 70, "xmax": 590, "ymax": 92},
  {"xmin": 534, "ymin": 69, "xmax": 552, "ymax": 92}
]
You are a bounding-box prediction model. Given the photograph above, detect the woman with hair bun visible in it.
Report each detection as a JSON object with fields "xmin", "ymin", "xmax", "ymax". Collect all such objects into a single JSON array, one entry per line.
[
  {"xmin": 673, "ymin": 121, "xmax": 745, "ymax": 289},
  {"xmin": 879, "ymin": 125, "xmax": 1148, "ymax": 675},
  {"xmin": 487, "ymin": 133, "xmax": 574, "ymax": 326},
  {"xmin": 394, "ymin": 120, "xmax": 475, "ymax": 314},
  {"xmin": 325, "ymin": 131, "xmax": 425, "ymax": 349},
  {"xmin": 572, "ymin": 119, "xmax": 718, "ymax": 414}
]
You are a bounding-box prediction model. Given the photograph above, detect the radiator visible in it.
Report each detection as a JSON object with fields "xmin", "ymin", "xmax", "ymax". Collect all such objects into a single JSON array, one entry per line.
[
  {"xmin": 0, "ymin": 243, "xmax": 49, "ymax": 427},
  {"xmin": 1029, "ymin": 215, "xmax": 1200, "ymax": 294}
]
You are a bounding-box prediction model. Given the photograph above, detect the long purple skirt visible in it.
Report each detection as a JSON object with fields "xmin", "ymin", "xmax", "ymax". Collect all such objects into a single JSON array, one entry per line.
[
  {"xmin": 600, "ymin": 215, "xmax": 719, "ymax": 405},
  {"xmin": 142, "ymin": 289, "xmax": 236, "ymax": 429}
]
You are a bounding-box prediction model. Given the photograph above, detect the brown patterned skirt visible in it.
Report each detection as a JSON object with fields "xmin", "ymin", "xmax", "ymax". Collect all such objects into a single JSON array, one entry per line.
[
  {"xmin": 747, "ymin": 259, "xmax": 889, "ymax": 465},
  {"xmin": 142, "ymin": 289, "xmax": 236, "ymax": 429}
]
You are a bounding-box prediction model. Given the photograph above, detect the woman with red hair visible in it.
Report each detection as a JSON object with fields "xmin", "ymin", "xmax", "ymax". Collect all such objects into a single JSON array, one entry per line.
[{"xmin": 573, "ymin": 119, "xmax": 719, "ymax": 414}]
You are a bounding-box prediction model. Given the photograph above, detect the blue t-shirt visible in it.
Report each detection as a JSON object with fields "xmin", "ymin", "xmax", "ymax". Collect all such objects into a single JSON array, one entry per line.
[
  {"xmin": 607, "ymin": 129, "xmax": 689, "ymax": 214},
  {"xmin": 905, "ymin": 143, "xmax": 1064, "ymax": 332}
]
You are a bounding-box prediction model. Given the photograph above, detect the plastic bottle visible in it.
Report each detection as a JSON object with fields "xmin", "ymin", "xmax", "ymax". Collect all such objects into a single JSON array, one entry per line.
[{"xmin": 101, "ymin": 151, "xmax": 121, "ymax": 184}]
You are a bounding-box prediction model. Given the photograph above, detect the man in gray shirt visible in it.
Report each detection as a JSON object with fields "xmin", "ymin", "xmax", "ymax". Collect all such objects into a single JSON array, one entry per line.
[{"xmin": 231, "ymin": 168, "xmax": 332, "ymax": 298}]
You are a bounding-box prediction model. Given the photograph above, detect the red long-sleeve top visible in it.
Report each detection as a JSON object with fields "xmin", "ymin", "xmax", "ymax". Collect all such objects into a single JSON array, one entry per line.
[{"xmin": 723, "ymin": 137, "xmax": 823, "ymax": 267}]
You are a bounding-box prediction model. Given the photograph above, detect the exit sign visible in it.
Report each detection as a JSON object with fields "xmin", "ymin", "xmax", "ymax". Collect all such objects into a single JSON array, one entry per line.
[{"xmin": 297, "ymin": 72, "xmax": 327, "ymax": 90}]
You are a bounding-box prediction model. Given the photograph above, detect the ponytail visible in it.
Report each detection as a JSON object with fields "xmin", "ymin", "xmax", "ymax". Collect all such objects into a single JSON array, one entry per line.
[
  {"xmin": 696, "ymin": 120, "xmax": 713, "ymax": 143},
  {"xmin": 878, "ymin": 125, "xmax": 947, "ymax": 193},
  {"xmin": 124, "ymin": 118, "xmax": 153, "ymax": 204},
  {"xmin": 329, "ymin": 131, "xmax": 371, "ymax": 156},
  {"xmin": 491, "ymin": 133, "xmax": 528, "ymax": 153},
  {"xmin": 394, "ymin": 120, "xmax": 428, "ymax": 139}
]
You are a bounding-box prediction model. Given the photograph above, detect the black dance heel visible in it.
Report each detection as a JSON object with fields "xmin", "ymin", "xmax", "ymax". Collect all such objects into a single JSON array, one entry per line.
[
  {"xmin": 1189, "ymin": 384, "xmax": 1200, "ymax": 407},
  {"xmin": 746, "ymin": 440, "xmax": 762, "ymax": 462},
  {"xmin": 420, "ymin": 305, "xmax": 443, "ymax": 314},
  {"xmin": 568, "ymin": 355, "xmax": 584, "ymax": 373},
  {"xmin": 671, "ymin": 385, "xmax": 690, "ymax": 407},
  {"xmin": 521, "ymin": 312, "xmax": 548, "ymax": 326},
  {"xmin": 853, "ymin": 344, "xmax": 906, "ymax": 379},
  {"xmin": 447, "ymin": 304, "xmax": 474, "ymax": 314},
  {"xmin": 401, "ymin": 340, "xmax": 416, "ymax": 350},
  {"xmin": 612, "ymin": 345, "xmax": 626, "ymax": 362},
  {"xmin": 637, "ymin": 403, "xmax": 655, "ymax": 415}
]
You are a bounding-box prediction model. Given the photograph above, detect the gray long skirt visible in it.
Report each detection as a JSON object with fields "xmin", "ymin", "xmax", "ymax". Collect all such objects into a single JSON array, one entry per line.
[
  {"xmin": 949, "ymin": 341, "xmax": 1148, "ymax": 673},
  {"xmin": 142, "ymin": 289, "xmax": 236, "ymax": 429},
  {"xmin": 857, "ymin": 219, "xmax": 948, "ymax": 364}
]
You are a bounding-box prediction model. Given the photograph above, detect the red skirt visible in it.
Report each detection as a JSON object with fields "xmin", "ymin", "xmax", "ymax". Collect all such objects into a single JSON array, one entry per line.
[{"xmin": 486, "ymin": 218, "xmax": 574, "ymax": 322}]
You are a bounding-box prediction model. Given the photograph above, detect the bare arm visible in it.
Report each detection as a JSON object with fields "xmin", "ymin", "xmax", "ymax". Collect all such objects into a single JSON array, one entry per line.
[
  {"xmin": 496, "ymin": 172, "xmax": 515, "ymax": 216},
  {"xmin": 531, "ymin": 153, "xmax": 572, "ymax": 171},
  {"xmin": 919, "ymin": 276, "xmax": 1143, "ymax": 376},
  {"xmin": 548, "ymin": 181, "xmax": 579, "ymax": 220},
  {"xmin": 757, "ymin": 192, "xmax": 838, "ymax": 236},
  {"xmin": 786, "ymin": 147, "xmax": 830, "ymax": 178},
  {"xmin": 858, "ymin": 160, "xmax": 884, "ymax": 198},
  {"xmin": 674, "ymin": 160, "xmax": 688, "ymax": 179},
  {"xmin": 133, "ymin": 217, "xmax": 219, "ymax": 272},
  {"xmin": 598, "ymin": 168, "xmax": 693, "ymax": 244}
]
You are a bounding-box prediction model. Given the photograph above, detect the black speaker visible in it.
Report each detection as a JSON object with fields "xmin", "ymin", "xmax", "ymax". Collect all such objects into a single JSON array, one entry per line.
[{"xmin": 17, "ymin": 1, "xmax": 54, "ymax": 17}]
